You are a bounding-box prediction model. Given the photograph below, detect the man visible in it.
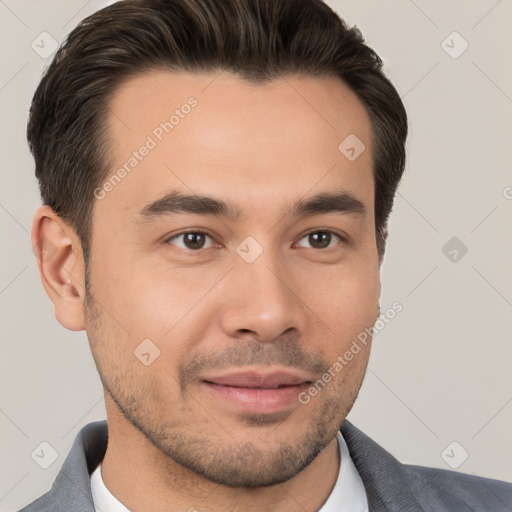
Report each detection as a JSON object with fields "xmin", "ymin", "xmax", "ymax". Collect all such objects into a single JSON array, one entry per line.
[{"xmin": 21, "ymin": 0, "xmax": 512, "ymax": 510}]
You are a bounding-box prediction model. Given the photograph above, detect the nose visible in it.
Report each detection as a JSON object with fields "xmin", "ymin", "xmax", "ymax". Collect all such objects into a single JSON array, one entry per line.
[{"xmin": 219, "ymin": 251, "xmax": 307, "ymax": 343}]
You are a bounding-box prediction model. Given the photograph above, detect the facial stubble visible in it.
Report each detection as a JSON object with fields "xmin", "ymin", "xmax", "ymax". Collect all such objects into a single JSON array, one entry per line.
[{"xmin": 83, "ymin": 284, "xmax": 369, "ymax": 488}]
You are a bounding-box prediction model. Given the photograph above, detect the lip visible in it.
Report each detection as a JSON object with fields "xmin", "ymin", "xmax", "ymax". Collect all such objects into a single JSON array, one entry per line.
[
  {"xmin": 203, "ymin": 369, "xmax": 312, "ymax": 388},
  {"xmin": 201, "ymin": 368, "xmax": 313, "ymax": 415}
]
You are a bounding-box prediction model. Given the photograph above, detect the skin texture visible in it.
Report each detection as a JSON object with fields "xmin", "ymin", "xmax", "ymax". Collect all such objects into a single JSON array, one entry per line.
[{"xmin": 32, "ymin": 71, "xmax": 381, "ymax": 511}]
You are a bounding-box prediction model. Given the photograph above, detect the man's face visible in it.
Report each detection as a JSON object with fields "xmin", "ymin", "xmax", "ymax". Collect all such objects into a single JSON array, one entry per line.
[{"xmin": 85, "ymin": 70, "xmax": 380, "ymax": 487}]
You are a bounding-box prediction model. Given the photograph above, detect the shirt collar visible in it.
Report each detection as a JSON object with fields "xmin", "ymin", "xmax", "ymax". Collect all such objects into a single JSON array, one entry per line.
[{"xmin": 318, "ymin": 431, "xmax": 369, "ymax": 512}]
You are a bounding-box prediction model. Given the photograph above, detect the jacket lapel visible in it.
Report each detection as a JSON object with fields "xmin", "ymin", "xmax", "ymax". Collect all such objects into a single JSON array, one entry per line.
[
  {"xmin": 340, "ymin": 421, "xmax": 424, "ymax": 512},
  {"xmin": 29, "ymin": 420, "xmax": 108, "ymax": 512}
]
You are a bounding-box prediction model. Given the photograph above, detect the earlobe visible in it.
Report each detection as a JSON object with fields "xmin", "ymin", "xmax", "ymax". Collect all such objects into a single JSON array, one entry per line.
[{"xmin": 31, "ymin": 206, "xmax": 86, "ymax": 331}]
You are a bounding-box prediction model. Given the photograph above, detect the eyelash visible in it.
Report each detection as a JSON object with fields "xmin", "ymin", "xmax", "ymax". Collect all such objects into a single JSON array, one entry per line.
[{"xmin": 165, "ymin": 229, "xmax": 346, "ymax": 251}]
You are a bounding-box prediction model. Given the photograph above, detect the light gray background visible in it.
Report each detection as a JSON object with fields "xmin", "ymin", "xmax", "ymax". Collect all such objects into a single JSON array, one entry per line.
[{"xmin": 1, "ymin": 0, "xmax": 511, "ymax": 510}]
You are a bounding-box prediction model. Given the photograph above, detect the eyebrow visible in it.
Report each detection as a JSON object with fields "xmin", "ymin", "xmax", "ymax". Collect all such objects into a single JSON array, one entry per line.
[{"xmin": 135, "ymin": 188, "xmax": 366, "ymax": 223}]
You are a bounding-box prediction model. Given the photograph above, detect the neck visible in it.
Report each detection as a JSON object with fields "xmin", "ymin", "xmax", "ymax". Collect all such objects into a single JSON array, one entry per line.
[{"xmin": 100, "ymin": 400, "xmax": 341, "ymax": 512}]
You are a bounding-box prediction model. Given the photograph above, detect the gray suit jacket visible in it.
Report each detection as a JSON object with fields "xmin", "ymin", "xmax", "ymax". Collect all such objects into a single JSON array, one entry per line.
[{"xmin": 18, "ymin": 420, "xmax": 512, "ymax": 511}]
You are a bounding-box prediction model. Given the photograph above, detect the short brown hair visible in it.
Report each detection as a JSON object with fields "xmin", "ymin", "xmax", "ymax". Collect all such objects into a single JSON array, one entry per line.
[{"xmin": 27, "ymin": 0, "xmax": 407, "ymax": 268}]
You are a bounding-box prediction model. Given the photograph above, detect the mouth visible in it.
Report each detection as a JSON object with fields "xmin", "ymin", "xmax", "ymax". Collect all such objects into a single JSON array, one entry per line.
[{"xmin": 200, "ymin": 369, "xmax": 313, "ymax": 415}]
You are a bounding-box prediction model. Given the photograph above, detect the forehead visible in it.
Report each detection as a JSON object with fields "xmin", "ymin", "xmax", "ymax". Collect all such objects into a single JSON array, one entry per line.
[{"xmin": 98, "ymin": 70, "xmax": 374, "ymax": 224}]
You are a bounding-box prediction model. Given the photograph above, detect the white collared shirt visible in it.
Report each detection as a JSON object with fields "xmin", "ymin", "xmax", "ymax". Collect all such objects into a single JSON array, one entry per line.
[
  {"xmin": 318, "ymin": 431, "xmax": 369, "ymax": 512},
  {"xmin": 90, "ymin": 431, "xmax": 368, "ymax": 512}
]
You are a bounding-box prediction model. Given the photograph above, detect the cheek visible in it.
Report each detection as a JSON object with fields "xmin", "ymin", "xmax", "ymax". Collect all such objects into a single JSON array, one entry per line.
[
  {"xmin": 299, "ymin": 260, "xmax": 380, "ymax": 336},
  {"xmin": 92, "ymin": 254, "xmax": 219, "ymax": 340},
  {"xmin": 294, "ymin": 262, "xmax": 379, "ymax": 389}
]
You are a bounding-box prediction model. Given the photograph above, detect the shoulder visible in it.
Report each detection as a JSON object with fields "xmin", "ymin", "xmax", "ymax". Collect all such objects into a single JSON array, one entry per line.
[
  {"xmin": 403, "ymin": 463, "xmax": 512, "ymax": 511},
  {"xmin": 17, "ymin": 421, "xmax": 108, "ymax": 512},
  {"xmin": 340, "ymin": 421, "xmax": 512, "ymax": 511}
]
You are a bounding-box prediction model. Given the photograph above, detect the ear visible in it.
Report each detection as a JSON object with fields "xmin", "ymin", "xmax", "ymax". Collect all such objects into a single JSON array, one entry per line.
[{"xmin": 31, "ymin": 206, "xmax": 86, "ymax": 331}]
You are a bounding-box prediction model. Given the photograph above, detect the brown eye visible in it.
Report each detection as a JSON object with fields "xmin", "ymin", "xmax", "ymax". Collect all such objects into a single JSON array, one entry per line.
[
  {"xmin": 296, "ymin": 231, "xmax": 342, "ymax": 249},
  {"xmin": 167, "ymin": 231, "xmax": 214, "ymax": 250}
]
